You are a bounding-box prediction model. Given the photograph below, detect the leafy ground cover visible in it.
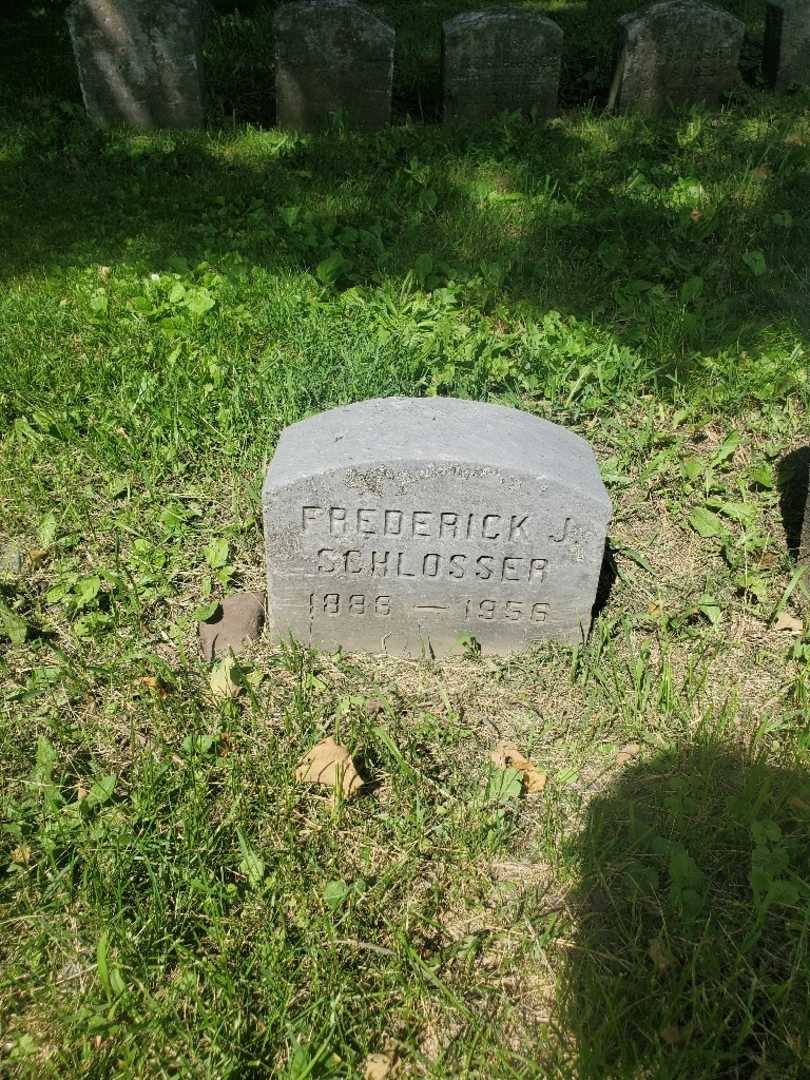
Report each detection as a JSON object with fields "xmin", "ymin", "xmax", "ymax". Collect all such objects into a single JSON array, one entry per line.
[{"xmin": 1, "ymin": 3, "xmax": 809, "ymax": 1077}]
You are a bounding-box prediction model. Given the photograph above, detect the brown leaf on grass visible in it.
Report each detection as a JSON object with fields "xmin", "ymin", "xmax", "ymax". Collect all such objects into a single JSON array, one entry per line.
[
  {"xmin": 295, "ymin": 737, "xmax": 364, "ymax": 799},
  {"xmin": 137, "ymin": 675, "xmax": 169, "ymax": 699},
  {"xmin": 489, "ymin": 743, "xmax": 547, "ymax": 794},
  {"xmin": 363, "ymin": 1050, "xmax": 396, "ymax": 1079},
  {"xmin": 10, "ymin": 844, "xmax": 32, "ymax": 865},
  {"xmin": 27, "ymin": 548, "xmax": 48, "ymax": 569},
  {"xmin": 648, "ymin": 937, "xmax": 671, "ymax": 972},
  {"xmin": 774, "ymin": 611, "xmax": 804, "ymax": 635},
  {"xmin": 660, "ymin": 1023, "xmax": 692, "ymax": 1045},
  {"xmin": 616, "ymin": 743, "xmax": 642, "ymax": 766}
]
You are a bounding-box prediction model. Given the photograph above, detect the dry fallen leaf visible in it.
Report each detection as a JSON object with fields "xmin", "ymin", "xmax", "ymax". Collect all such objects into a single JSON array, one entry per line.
[
  {"xmin": 27, "ymin": 548, "xmax": 48, "ymax": 569},
  {"xmin": 295, "ymin": 737, "xmax": 364, "ymax": 799},
  {"xmin": 10, "ymin": 844, "xmax": 32, "ymax": 865},
  {"xmin": 616, "ymin": 743, "xmax": 642, "ymax": 766},
  {"xmin": 660, "ymin": 1023, "xmax": 692, "ymax": 1045},
  {"xmin": 137, "ymin": 675, "xmax": 169, "ymax": 699},
  {"xmin": 648, "ymin": 937, "xmax": 671, "ymax": 972},
  {"xmin": 363, "ymin": 1050, "xmax": 396, "ymax": 1079},
  {"xmin": 209, "ymin": 656, "xmax": 243, "ymax": 700},
  {"xmin": 774, "ymin": 611, "xmax": 804, "ymax": 636},
  {"xmin": 489, "ymin": 743, "xmax": 547, "ymax": 794}
]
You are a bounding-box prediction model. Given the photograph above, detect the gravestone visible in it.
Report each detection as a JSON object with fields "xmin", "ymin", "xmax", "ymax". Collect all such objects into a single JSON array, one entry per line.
[
  {"xmin": 442, "ymin": 9, "xmax": 563, "ymax": 123},
  {"xmin": 608, "ymin": 0, "xmax": 744, "ymax": 115},
  {"xmin": 262, "ymin": 398, "xmax": 611, "ymax": 658},
  {"xmin": 273, "ymin": 0, "xmax": 394, "ymax": 132},
  {"xmin": 66, "ymin": 0, "xmax": 205, "ymax": 129},
  {"xmin": 764, "ymin": 1, "xmax": 810, "ymax": 91}
]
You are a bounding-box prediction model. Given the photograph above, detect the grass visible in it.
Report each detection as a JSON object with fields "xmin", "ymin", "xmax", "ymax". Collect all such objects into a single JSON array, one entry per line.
[{"xmin": 1, "ymin": 1, "xmax": 810, "ymax": 1076}]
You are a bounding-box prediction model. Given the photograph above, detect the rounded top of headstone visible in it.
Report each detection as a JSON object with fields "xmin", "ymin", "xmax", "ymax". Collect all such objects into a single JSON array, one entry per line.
[
  {"xmin": 444, "ymin": 8, "xmax": 563, "ymax": 38},
  {"xmin": 618, "ymin": 0, "xmax": 744, "ymax": 35},
  {"xmin": 273, "ymin": 0, "xmax": 394, "ymax": 39},
  {"xmin": 264, "ymin": 397, "xmax": 611, "ymax": 512}
]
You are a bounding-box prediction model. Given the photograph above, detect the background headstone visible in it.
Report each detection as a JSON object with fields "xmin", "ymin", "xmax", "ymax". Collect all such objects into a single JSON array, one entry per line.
[
  {"xmin": 273, "ymin": 0, "xmax": 394, "ymax": 132},
  {"xmin": 66, "ymin": 0, "xmax": 205, "ymax": 129},
  {"xmin": 764, "ymin": 1, "xmax": 810, "ymax": 91},
  {"xmin": 442, "ymin": 9, "xmax": 563, "ymax": 123},
  {"xmin": 608, "ymin": 0, "xmax": 744, "ymax": 115},
  {"xmin": 263, "ymin": 398, "xmax": 612, "ymax": 658}
]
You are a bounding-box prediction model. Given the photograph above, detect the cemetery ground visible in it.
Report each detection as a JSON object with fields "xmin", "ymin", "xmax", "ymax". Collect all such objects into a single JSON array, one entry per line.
[{"xmin": 2, "ymin": 12, "xmax": 810, "ymax": 1080}]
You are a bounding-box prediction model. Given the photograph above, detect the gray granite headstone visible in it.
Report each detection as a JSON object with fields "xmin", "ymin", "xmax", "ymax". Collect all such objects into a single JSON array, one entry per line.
[
  {"xmin": 262, "ymin": 398, "xmax": 611, "ymax": 658},
  {"xmin": 608, "ymin": 0, "xmax": 744, "ymax": 115},
  {"xmin": 764, "ymin": 1, "xmax": 810, "ymax": 91},
  {"xmin": 273, "ymin": 0, "xmax": 394, "ymax": 132},
  {"xmin": 442, "ymin": 9, "xmax": 563, "ymax": 123},
  {"xmin": 66, "ymin": 0, "xmax": 205, "ymax": 129}
]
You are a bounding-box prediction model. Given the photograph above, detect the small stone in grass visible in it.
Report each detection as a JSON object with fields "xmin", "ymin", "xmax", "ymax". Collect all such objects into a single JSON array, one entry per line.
[
  {"xmin": 0, "ymin": 541, "xmax": 24, "ymax": 576},
  {"xmin": 199, "ymin": 591, "xmax": 266, "ymax": 660}
]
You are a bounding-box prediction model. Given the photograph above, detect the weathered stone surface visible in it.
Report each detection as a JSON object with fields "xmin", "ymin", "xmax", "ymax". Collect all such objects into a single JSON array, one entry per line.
[
  {"xmin": 273, "ymin": 0, "xmax": 394, "ymax": 132},
  {"xmin": 66, "ymin": 0, "xmax": 205, "ymax": 129},
  {"xmin": 262, "ymin": 398, "xmax": 611, "ymax": 658},
  {"xmin": 442, "ymin": 9, "xmax": 563, "ymax": 123},
  {"xmin": 608, "ymin": 0, "xmax": 744, "ymax": 115},
  {"xmin": 0, "ymin": 541, "xmax": 24, "ymax": 576},
  {"xmin": 199, "ymin": 591, "xmax": 265, "ymax": 660},
  {"xmin": 765, "ymin": 1, "xmax": 810, "ymax": 91}
]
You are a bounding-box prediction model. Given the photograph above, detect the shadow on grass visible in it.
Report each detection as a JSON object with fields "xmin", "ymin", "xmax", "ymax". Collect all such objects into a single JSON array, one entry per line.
[
  {"xmin": 1, "ymin": 5, "xmax": 809, "ymax": 421},
  {"xmin": 2, "ymin": 106, "xmax": 808, "ymax": 349},
  {"xmin": 778, "ymin": 446, "xmax": 809, "ymax": 561},
  {"xmin": 562, "ymin": 741, "xmax": 810, "ymax": 1077}
]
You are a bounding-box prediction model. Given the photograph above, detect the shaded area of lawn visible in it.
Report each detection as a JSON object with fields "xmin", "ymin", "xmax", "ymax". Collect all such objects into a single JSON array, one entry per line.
[
  {"xmin": 564, "ymin": 741, "xmax": 810, "ymax": 1077},
  {"xmin": 1, "ymin": 97, "xmax": 808, "ymax": 432}
]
